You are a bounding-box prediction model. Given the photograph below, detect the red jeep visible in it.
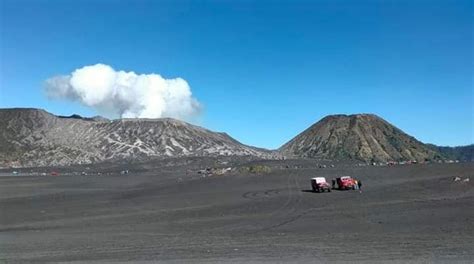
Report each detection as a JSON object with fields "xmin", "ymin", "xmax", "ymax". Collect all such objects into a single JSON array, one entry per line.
[{"xmin": 335, "ymin": 176, "xmax": 356, "ymax": 190}]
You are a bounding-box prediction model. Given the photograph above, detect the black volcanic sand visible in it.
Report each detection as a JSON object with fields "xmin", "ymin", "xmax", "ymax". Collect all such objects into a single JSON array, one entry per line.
[{"xmin": 1, "ymin": 159, "xmax": 473, "ymax": 263}]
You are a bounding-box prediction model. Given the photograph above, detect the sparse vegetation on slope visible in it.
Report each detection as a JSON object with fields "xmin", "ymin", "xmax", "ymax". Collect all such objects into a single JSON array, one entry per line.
[{"xmin": 279, "ymin": 114, "xmax": 441, "ymax": 162}]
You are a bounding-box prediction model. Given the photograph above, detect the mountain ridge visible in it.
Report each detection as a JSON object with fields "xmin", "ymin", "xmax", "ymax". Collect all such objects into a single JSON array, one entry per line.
[
  {"xmin": 1, "ymin": 108, "xmax": 471, "ymax": 167},
  {"xmin": 279, "ymin": 113, "xmax": 443, "ymax": 162},
  {"xmin": 0, "ymin": 108, "xmax": 274, "ymax": 167}
]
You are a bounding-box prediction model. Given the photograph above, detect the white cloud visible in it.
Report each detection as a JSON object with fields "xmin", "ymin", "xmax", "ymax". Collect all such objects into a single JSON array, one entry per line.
[{"xmin": 44, "ymin": 63, "xmax": 201, "ymax": 120}]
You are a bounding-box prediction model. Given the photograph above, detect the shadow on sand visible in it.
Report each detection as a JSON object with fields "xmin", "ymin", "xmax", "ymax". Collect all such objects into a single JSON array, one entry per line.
[
  {"xmin": 301, "ymin": 188, "xmax": 354, "ymax": 193},
  {"xmin": 301, "ymin": 189, "xmax": 333, "ymax": 193}
]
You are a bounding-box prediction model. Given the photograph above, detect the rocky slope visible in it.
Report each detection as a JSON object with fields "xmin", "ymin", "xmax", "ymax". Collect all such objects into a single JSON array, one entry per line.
[
  {"xmin": 0, "ymin": 108, "xmax": 272, "ymax": 167},
  {"xmin": 428, "ymin": 144, "xmax": 474, "ymax": 162},
  {"xmin": 279, "ymin": 114, "xmax": 441, "ymax": 162}
]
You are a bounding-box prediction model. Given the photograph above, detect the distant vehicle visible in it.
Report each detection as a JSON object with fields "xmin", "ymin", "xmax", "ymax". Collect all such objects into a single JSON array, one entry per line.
[
  {"xmin": 335, "ymin": 176, "xmax": 356, "ymax": 190},
  {"xmin": 311, "ymin": 177, "xmax": 331, "ymax": 192},
  {"xmin": 50, "ymin": 171, "xmax": 59, "ymax": 176}
]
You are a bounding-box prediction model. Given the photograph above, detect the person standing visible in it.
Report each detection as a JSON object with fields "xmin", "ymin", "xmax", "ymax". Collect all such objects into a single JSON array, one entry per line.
[{"xmin": 358, "ymin": 180, "xmax": 362, "ymax": 193}]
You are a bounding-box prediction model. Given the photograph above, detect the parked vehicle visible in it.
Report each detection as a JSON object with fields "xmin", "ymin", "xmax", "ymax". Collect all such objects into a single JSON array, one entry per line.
[
  {"xmin": 335, "ymin": 176, "xmax": 356, "ymax": 190},
  {"xmin": 311, "ymin": 177, "xmax": 331, "ymax": 192}
]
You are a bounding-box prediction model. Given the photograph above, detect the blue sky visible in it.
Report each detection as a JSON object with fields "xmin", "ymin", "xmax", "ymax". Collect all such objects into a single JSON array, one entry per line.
[{"xmin": 1, "ymin": 0, "xmax": 472, "ymax": 149}]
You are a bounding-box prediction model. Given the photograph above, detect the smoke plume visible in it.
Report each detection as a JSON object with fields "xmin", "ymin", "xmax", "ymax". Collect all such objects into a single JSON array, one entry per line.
[{"xmin": 44, "ymin": 64, "xmax": 201, "ymax": 120}]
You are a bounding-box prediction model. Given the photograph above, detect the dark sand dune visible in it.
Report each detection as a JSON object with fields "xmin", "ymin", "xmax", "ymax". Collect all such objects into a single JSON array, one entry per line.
[{"xmin": 1, "ymin": 160, "xmax": 473, "ymax": 263}]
